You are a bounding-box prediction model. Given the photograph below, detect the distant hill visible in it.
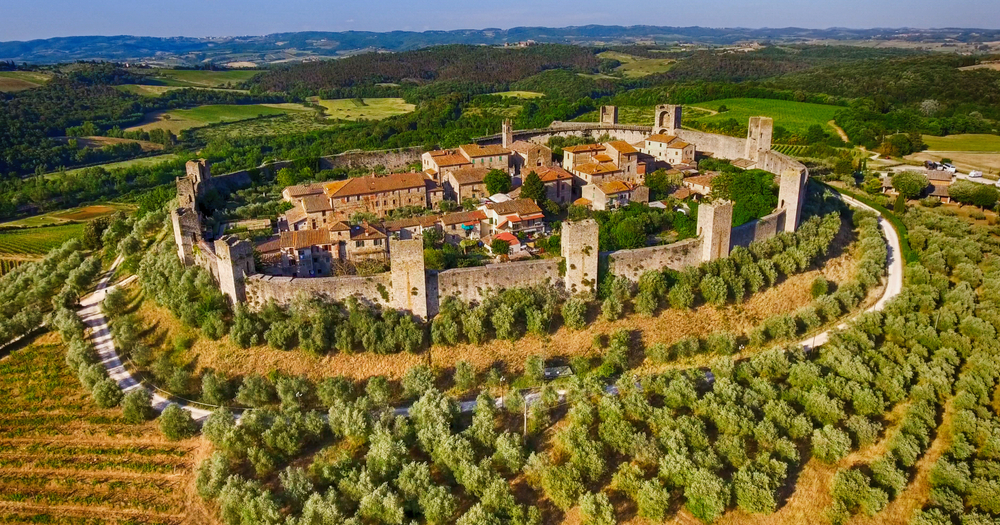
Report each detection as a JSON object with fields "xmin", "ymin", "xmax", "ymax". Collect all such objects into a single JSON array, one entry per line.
[{"xmin": 2, "ymin": 26, "xmax": 999, "ymax": 66}]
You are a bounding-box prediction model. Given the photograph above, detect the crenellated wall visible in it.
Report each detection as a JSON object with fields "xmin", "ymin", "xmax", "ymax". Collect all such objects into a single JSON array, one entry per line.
[
  {"xmin": 605, "ymin": 237, "xmax": 702, "ymax": 282},
  {"xmin": 729, "ymin": 209, "xmax": 787, "ymax": 250},
  {"xmin": 436, "ymin": 259, "xmax": 563, "ymax": 304}
]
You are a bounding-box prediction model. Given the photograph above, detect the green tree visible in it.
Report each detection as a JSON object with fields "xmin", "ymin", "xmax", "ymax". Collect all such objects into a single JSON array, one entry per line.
[
  {"xmin": 122, "ymin": 388, "xmax": 154, "ymax": 424},
  {"xmin": 92, "ymin": 378, "xmax": 122, "ymax": 408},
  {"xmin": 521, "ymin": 171, "xmax": 546, "ymax": 203},
  {"xmin": 491, "ymin": 239, "xmax": 511, "ymax": 257},
  {"xmin": 890, "ymin": 171, "xmax": 929, "ymax": 200},
  {"xmin": 484, "ymin": 169, "xmax": 512, "ymax": 195},
  {"xmin": 159, "ymin": 404, "xmax": 197, "ymax": 441}
]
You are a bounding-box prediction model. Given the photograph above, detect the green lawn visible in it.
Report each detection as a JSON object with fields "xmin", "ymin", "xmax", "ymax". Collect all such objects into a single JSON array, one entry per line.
[
  {"xmin": 597, "ymin": 51, "xmax": 675, "ymax": 78},
  {"xmin": 0, "ymin": 223, "xmax": 86, "ymax": 256},
  {"xmin": 922, "ymin": 134, "xmax": 1000, "ymax": 152},
  {"xmin": 687, "ymin": 98, "xmax": 843, "ymax": 136},
  {"xmin": 0, "ymin": 71, "xmax": 52, "ymax": 92},
  {"xmin": 494, "ymin": 91, "xmax": 545, "ymax": 99},
  {"xmin": 46, "ymin": 154, "xmax": 182, "ymax": 178},
  {"xmin": 311, "ymin": 98, "xmax": 416, "ymax": 121},
  {"xmin": 144, "ymin": 69, "xmax": 261, "ymax": 88},
  {"xmin": 126, "ymin": 104, "xmax": 310, "ymax": 134}
]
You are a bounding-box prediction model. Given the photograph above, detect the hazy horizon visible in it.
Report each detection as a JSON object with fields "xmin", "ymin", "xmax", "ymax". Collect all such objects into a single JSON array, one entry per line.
[{"xmin": 3, "ymin": 0, "xmax": 999, "ymax": 42}]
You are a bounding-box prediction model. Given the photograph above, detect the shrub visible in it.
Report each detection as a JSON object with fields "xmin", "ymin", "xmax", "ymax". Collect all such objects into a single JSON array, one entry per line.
[
  {"xmin": 366, "ymin": 375, "xmax": 392, "ymax": 407},
  {"xmin": 668, "ymin": 283, "xmax": 695, "ymax": 310},
  {"xmin": 317, "ymin": 376, "xmax": 354, "ymax": 407},
  {"xmin": 454, "ymin": 360, "xmax": 476, "ymax": 391},
  {"xmin": 235, "ymin": 374, "xmax": 276, "ymax": 407},
  {"xmin": 101, "ymin": 287, "xmax": 129, "ymax": 318},
  {"xmin": 122, "ymin": 388, "xmax": 154, "ymax": 424},
  {"xmin": 579, "ymin": 492, "xmax": 615, "ymax": 525},
  {"xmin": 812, "ymin": 425, "xmax": 852, "ymax": 463},
  {"xmin": 525, "ymin": 355, "xmax": 545, "ymax": 385},
  {"xmin": 601, "ymin": 295, "xmax": 624, "ymax": 321},
  {"xmin": 562, "ymin": 297, "xmax": 588, "ymax": 330},
  {"xmin": 701, "ymin": 275, "xmax": 728, "ymax": 306},
  {"xmin": 403, "ymin": 365, "xmax": 436, "ymax": 400},
  {"xmin": 92, "ymin": 378, "xmax": 123, "ymax": 408},
  {"xmin": 811, "ymin": 275, "xmax": 829, "ymax": 298},
  {"xmin": 685, "ymin": 469, "xmax": 728, "ymax": 524},
  {"xmin": 159, "ymin": 404, "xmax": 198, "ymax": 440}
]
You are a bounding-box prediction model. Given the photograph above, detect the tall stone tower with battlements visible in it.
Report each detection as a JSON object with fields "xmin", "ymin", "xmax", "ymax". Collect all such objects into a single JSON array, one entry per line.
[
  {"xmin": 654, "ymin": 105, "xmax": 682, "ymax": 135},
  {"xmin": 390, "ymin": 236, "xmax": 429, "ymax": 320},
  {"xmin": 745, "ymin": 117, "xmax": 774, "ymax": 164},
  {"xmin": 698, "ymin": 202, "xmax": 734, "ymax": 262},
  {"xmin": 185, "ymin": 159, "xmax": 210, "ymax": 186},
  {"xmin": 561, "ymin": 219, "xmax": 600, "ymax": 295},
  {"xmin": 599, "ymin": 106, "xmax": 618, "ymax": 125},
  {"xmin": 170, "ymin": 207, "xmax": 199, "ymax": 266},
  {"xmin": 214, "ymin": 235, "xmax": 255, "ymax": 304}
]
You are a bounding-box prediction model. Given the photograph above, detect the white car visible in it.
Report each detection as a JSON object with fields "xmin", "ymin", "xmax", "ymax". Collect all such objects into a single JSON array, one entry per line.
[
  {"xmin": 941, "ymin": 163, "xmax": 958, "ymax": 174},
  {"xmin": 969, "ymin": 170, "xmax": 984, "ymax": 178}
]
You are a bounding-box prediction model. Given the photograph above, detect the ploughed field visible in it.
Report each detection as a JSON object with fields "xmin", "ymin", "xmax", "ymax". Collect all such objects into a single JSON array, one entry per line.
[{"xmin": 0, "ymin": 336, "xmax": 199, "ymax": 525}]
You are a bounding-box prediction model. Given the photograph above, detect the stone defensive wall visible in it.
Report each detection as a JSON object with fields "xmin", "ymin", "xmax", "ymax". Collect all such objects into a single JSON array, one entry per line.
[
  {"xmin": 603, "ymin": 237, "xmax": 703, "ymax": 283},
  {"xmin": 245, "ymin": 273, "xmax": 392, "ymax": 310},
  {"xmin": 430, "ymin": 258, "xmax": 564, "ymax": 315},
  {"xmin": 729, "ymin": 209, "xmax": 788, "ymax": 251}
]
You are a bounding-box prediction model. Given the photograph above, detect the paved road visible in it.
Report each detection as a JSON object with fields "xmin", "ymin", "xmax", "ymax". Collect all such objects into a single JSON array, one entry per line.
[
  {"xmin": 78, "ymin": 193, "xmax": 905, "ymax": 420},
  {"xmin": 77, "ymin": 256, "xmax": 213, "ymax": 421}
]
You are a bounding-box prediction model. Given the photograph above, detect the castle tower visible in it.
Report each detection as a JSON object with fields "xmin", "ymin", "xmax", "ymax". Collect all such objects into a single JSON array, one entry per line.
[
  {"xmin": 185, "ymin": 159, "xmax": 211, "ymax": 186},
  {"xmin": 600, "ymin": 105, "xmax": 619, "ymax": 125},
  {"xmin": 214, "ymin": 235, "xmax": 255, "ymax": 304},
  {"xmin": 170, "ymin": 208, "xmax": 198, "ymax": 266},
  {"xmin": 745, "ymin": 117, "xmax": 774, "ymax": 164},
  {"xmin": 654, "ymin": 104, "xmax": 682, "ymax": 135},
  {"xmin": 501, "ymin": 119, "xmax": 513, "ymax": 149},
  {"xmin": 561, "ymin": 219, "xmax": 600, "ymax": 295},
  {"xmin": 698, "ymin": 201, "xmax": 733, "ymax": 262},
  {"xmin": 778, "ymin": 169, "xmax": 806, "ymax": 232},
  {"xmin": 390, "ymin": 236, "xmax": 428, "ymax": 320}
]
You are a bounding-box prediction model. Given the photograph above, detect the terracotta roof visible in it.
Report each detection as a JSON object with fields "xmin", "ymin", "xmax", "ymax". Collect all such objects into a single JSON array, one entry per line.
[
  {"xmin": 494, "ymin": 232, "xmax": 520, "ymax": 245},
  {"xmin": 384, "ymin": 215, "xmax": 439, "ymax": 231},
  {"xmin": 460, "ymin": 144, "xmax": 511, "ymax": 158},
  {"xmin": 574, "ymin": 198, "xmax": 592, "ymax": 206},
  {"xmin": 926, "ymin": 171, "xmax": 953, "ymax": 182},
  {"xmin": 731, "ymin": 158, "xmax": 756, "ymax": 169},
  {"xmin": 592, "ymin": 154, "xmax": 615, "ymax": 163},
  {"xmin": 431, "ymin": 153, "xmax": 472, "ymax": 168},
  {"xmin": 484, "ymin": 198, "xmax": 543, "ymax": 217},
  {"xmin": 575, "ymin": 163, "xmax": 622, "ymax": 176},
  {"xmin": 533, "ymin": 166, "xmax": 573, "ymax": 182},
  {"xmin": 929, "ymin": 184, "xmax": 950, "ymax": 197},
  {"xmin": 508, "ymin": 140, "xmax": 548, "ymax": 155},
  {"xmin": 646, "ymin": 134, "xmax": 680, "ymax": 144},
  {"xmin": 284, "ymin": 183, "xmax": 326, "ymax": 198},
  {"xmin": 256, "ymin": 236, "xmax": 281, "ymax": 253},
  {"xmin": 599, "ymin": 180, "xmax": 634, "ymax": 195},
  {"xmin": 440, "ymin": 210, "xmax": 486, "ymax": 226},
  {"xmin": 301, "ymin": 194, "xmax": 333, "ymax": 213},
  {"xmin": 684, "ymin": 174, "xmax": 718, "ymax": 188},
  {"xmin": 331, "ymin": 221, "xmax": 351, "ymax": 231},
  {"xmin": 448, "ymin": 166, "xmax": 490, "ymax": 185},
  {"xmin": 325, "ymin": 173, "xmax": 427, "ymax": 199},
  {"xmin": 605, "ymin": 140, "xmax": 638, "ymax": 154},
  {"xmin": 285, "ymin": 206, "xmax": 308, "ymax": 224},
  {"xmin": 563, "ymin": 144, "xmax": 605, "ymax": 154},
  {"xmin": 428, "ymin": 149, "xmax": 454, "ymax": 157},
  {"xmin": 351, "ymin": 222, "xmax": 387, "ymax": 241},
  {"xmin": 280, "ymin": 229, "xmax": 332, "ymax": 250},
  {"xmin": 670, "ymin": 187, "xmax": 693, "ymax": 200}
]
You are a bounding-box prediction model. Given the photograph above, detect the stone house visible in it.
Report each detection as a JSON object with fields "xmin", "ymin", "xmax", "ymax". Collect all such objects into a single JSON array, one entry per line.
[
  {"xmin": 442, "ymin": 166, "xmax": 491, "ymax": 203},
  {"xmin": 480, "ymin": 198, "xmax": 545, "ymax": 237},
  {"xmin": 281, "ymin": 182, "xmax": 326, "ymax": 204},
  {"xmin": 458, "ymin": 143, "xmax": 511, "ymax": 172},
  {"xmin": 322, "ymin": 172, "xmax": 441, "ymax": 218},
  {"xmin": 383, "ymin": 215, "xmax": 440, "ymax": 240},
  {"xmin": 682, "ymin": 173, "xmax": 719, "ymax": 197},
  {"xmin": 639, "ymin": 134, "xmax": 696, "ymax": 165},
  {"xmin": 584, "ymin": 180, "xmax": 638, "ymax": 211},
  {"xmin": 279, "ymin": 228, "xmax": 337, "ymax": 277},
  {"xmin": 511, "ymin": 165, "xmax": 574, "ymax": 205},
  {"xmin": 421, "ymin": 149, "xmax": 472, "ymax": 181},
  {"xmin": 439, "ymin": 210, "xmax": 487, "ymax": 244},
  {"xmin": 422, "ymin": 143, "xmax": 513, "ymax": 180},
  {"xmin": 508, "ymin": 140, "xmax": 552, "ymax": 176}
]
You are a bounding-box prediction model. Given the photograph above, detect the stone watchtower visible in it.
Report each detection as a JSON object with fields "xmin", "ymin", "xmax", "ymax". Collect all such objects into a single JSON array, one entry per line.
[
  {"xmin": 214, "ymin": 235, "xmax": 255, "ymax": 304},
  {"xmin": 698, "ymin": 201, "xmax": 734, "ymax": 262},
  {"xmin": 745, "ymin": 117, "xmax": 774, "ymax": 164},
  {"xmin": 390, "ymin": 236, "xmax": 429, "ymax": 320},
  {"xmin": 185, "ymin": 159, "xmax": 211, "ymax": 186},
  {"xmin": 654, "ymin": 104, "xmax": 682, "ymax": 135},
  {"xmin": 501, "ymin": 119, "xmax": 513, "ymax": 149},
  {"xmin": 779, "ymin": 169, "xmax": 807, "ymax": 232},
  {"xmin": 170, "ymin": 207, "xmax": 200, "ymax": 266},
  {"xmin": 561, "ymin": 219, "xmax": 600, "ymax": 295},
  {"xmin": 599, "ymin": 105, "xmax": 618, "ymax": 125}
]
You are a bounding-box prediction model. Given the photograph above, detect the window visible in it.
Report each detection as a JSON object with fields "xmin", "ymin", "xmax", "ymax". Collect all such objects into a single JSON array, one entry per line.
[
  {"xmin": 355, "ymin": 241, "xmax": 363, "ymax": 248},
  {"xmin": 374, "ymin": 239, "xmax": 382, "ymax": 246}
]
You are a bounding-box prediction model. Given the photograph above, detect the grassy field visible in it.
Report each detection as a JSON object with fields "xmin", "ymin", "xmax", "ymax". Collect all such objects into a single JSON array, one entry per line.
[
  {"xmin": 50, "ymin": 154, "xmax": 182, "ymax": 177},
  {"xmin": 68, "ymin": 136, "xmax": 164, "ymax": 152},
  {"xmin": 0, "ymin": 223, "xmax": 86, "ymax": 256},
  {"xmin": 2, "ymin": 205, "xmax": 131, "ymax": 228},
  {"xmin": 597, "ymin": 50, "xmax": 676, "ymax": 77},
  {"xmin": 126, "ymin": 103, "xmax": 311, "ymax": 134},
  {"xmin": 0, "ymin": 71, "xmax": 52, "ymax": 92},
  {"xmin": 191, "ymin": 113, "xmax": 341, "ymax": 141},
  {"xmin": 0, "ymin": 336, "xmax": 200, "ymax": 525},
  {"xmin": 687, "ymin": 98, "xmax": 843, "ymax": 136},
  {"xmin": 143, "ymin": 68, "xmax": 260, "ymax": 88},
  {"xmin": 494, "ymin": 91, "xmax": 545, "ymax": 99},
  {"xmin": 921, "ymin": 133, "xmax": 1000, "ymax": 151},
  {"xmin": 310, "ymin": 97, "xmax": 416, "ymax": 121}
]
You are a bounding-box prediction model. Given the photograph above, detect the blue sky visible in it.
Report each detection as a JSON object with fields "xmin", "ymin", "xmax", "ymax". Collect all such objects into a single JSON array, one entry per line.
[{"xmin": 2, "ymin": 0, "xmax": 999, "ymax": 41}]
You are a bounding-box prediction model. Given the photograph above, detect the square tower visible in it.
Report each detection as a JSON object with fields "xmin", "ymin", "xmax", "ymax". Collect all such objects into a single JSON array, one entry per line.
[
  {"xmin": 599, "ymin": 106, "xmax": 618, "ymax": 125},
  {"xmin": 501, "ymin": 119, "xmax": 513, "ymax": 149},
  {"xmin": 698, "ymin": 201, "xmax": 733, "ymax": 262},
  {"xmin": 654, "ymin": 105, "xmax": 682, "ymax": 135},
  {"xmin": 561, "ymin": 219, "xmax": 600, "ymax": 295},
  {"xmin": 778, "ymin": 169, "xmax": 806, "ymax": 232},
  {"xmin": 214, "ymin": 235, "xmax": 255, "ymax": 304},
  {"xmin": 390, "ymin": 236, "xmax": 428, "ymax": 320},
  {"xmin": 745, "ymin": 117, "xmax": 774, "ymax": 164}
]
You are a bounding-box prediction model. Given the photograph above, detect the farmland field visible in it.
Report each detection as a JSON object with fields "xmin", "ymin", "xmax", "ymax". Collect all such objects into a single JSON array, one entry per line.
[
  {"xmin": 686, "ymin": 98, "xmax": 844, "ymax": 136},
  {"xmin": 0, "ymin": 71, "xmax": 52, "ymax": 92},
  {"xmin": 0, "ymin": 258, "xmax": 27, "ymax": 277},
  {"xmin": 0, "ymin": 223, "xmax": 86, "ymax": 256},
  {"xmin": 191, "ymin": 113, "xmax": 342, "ymax": 141},
  {"xmin": 597, "ymin": 50, "xmax": 676, "ymax": 77},
  {"xmin": 2, "ymin": 204, "xmax": 130, "ymax": 229},
  {"xmin": 310, "ymin": 97, "xmax": 416, "ymax": 120},
  {"xmin": 921, "ymin": 133, "xmax": 1000, "ymax": 151},
  {"xmin": 494, "ymin": 90, "xmax": 544, "ymax": 99},
  {"xmin": 143, "ymin": 68, "xmax": 261, "ymax": 88},
  {"xmin": 0, "ymin": 336, "xmax": 200, "ymax": 525},
  {"xmin": 51, "ymin": 154, "xmax": 182, "ymax": 177},
  {"xmin": 126, "ymin": 103, "xmax": 311, "ymax": 134}
]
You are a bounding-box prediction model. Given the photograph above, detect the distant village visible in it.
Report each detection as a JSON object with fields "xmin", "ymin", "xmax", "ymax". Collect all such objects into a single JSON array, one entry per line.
[{"xmin": 256, "ymin": 109, "xmax": 724, "ymax": 278}]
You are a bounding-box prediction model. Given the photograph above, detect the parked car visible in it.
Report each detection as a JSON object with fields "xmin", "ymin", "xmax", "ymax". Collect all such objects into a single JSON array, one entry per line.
[
  {"xmin": 969, "ymin": 170, "xmax": 984, "ymax": 178},
  {"xmin": 942, "ymin": 163, "xmax": 958, "ymax": 174}
]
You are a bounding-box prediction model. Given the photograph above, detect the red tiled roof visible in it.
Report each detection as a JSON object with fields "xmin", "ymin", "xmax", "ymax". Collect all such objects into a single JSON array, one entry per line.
[
  {"xmin": 301, "ymin": 194, "xmax": 333, "ymax": 213},
  {"xmin": 575, "ymin": 163, "xmax": 621, "ymax": 176},
  {"xmin": 484, "ymin": 198, "xmax": 543, "ymax": 216},
  {"xmin": 494, "ymin": 232, "xmax": 520, "ymax": 245},
  {"xmin": 605, "ymin": 140, "xmax": 638, "ymax": 154},
  {"xmin": 440, "ymin": 210, "xmax": 486, "ymax": 226},
  {"xmin": 280, "ymin": 229, "xmax": 332, "ymax": 250},
  {"xmin": 563, "ymin": 144, "xmax": 605, "ymax": 153},
  {"xmin": 325, "ymin": 173, "xmax": 427, "ymax": 199},
  {"xmin": 460, "ymin": 143, "xmax": 511, "ymax": 157},
  {"xmin": 351, "ymin": 222, "xmax": 387, "ymax": 241},
  {"xmin": 533, "ymin": 166, "xmax": 573, "ymax": 182},
  {"xmin": 432, "ymin": 153, "xmax": 472, "ymax": 168},
  {"xmin": 599, "ymin": 180, "xmax": 633, "ymax": 195},
  {"xmin": 508, "ymin": 140, "xmax": 549, "ymax": 155},
  {"xmin": 284, "ymin": 183, "xmax": 326, "ymax": 198},
  {"xmin": 448, "ymin": 166, "xmax": 490, "ymax": 185}
]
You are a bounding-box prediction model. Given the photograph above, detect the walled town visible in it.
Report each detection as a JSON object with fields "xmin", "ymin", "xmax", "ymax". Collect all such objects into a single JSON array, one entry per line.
[{"xmin": 171, "ymin": 104, "xmax": 807, "ymax": 318}]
